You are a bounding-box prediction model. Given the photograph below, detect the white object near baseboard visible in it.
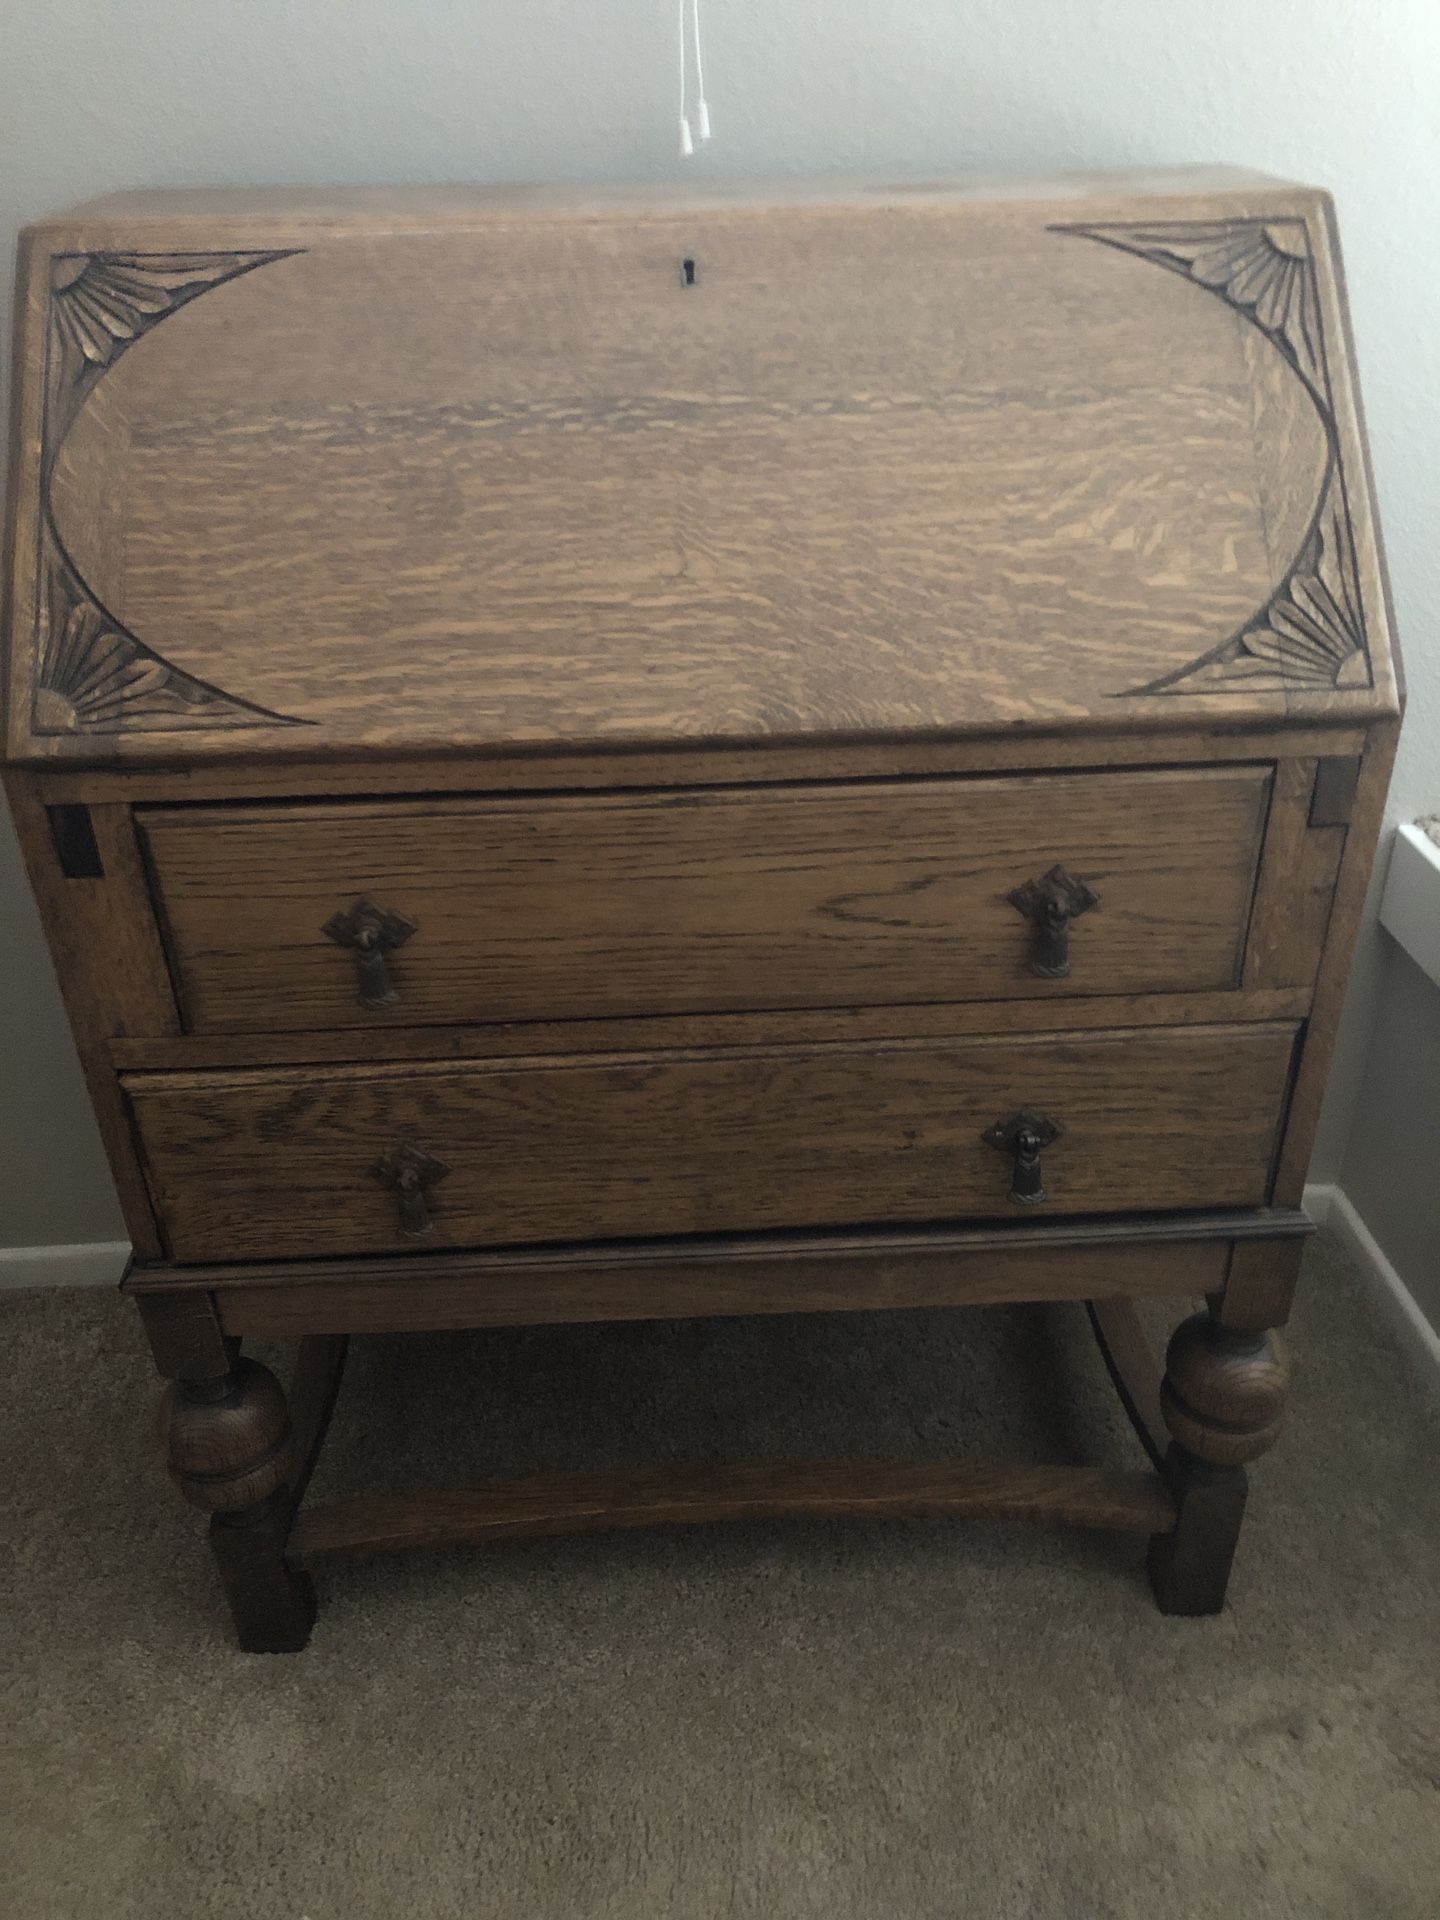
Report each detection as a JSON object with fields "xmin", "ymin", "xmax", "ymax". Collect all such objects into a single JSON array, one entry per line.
[
  {"xmin": 0, "ymin": 1240, "xmax": 130, "ymax": 1291},
  {"xmin": 1306, "ymin": 1182, "xmax": 1440, "ymax": 1388},
  {"xmin": 1378, "ymin": 821, "xmax": 1440, "ymax": 989}
]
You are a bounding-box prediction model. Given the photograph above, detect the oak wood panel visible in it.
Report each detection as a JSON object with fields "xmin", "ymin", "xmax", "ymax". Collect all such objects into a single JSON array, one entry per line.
[
  {"xmin": 48, "ymin": 222, "xmax": 1303, "ymax": 743},
  {"xmin": 186, "ymin": 1228, "xmax": 1242, "ymax": 1337},
  {"xmin": 82, "ymin": 230, "xmax": 1290, "ymax": 705},
  {"xmin": 125, "ymin": 1025, "xmax": 1298, "ymax": 1263},
  {"xmin": 123, "ymin": 1208, "xmax": 1307, "ymax": 1294},
  {"xmin": 288, "ymin": 1461, "xmax": 1177, "ymax": 1572},
  {"xmin": 1, "ymin": 228, "xmax": 47, "ymax": 766},
  {"xmin": 3, "ymin": 784, "xmax": 178, "ymax": 1037},
  {"xmin": 1243, "ymin": 758, "xmax": 1346, "ymax": 990},
  {"xmin": 2, "ymin": 775, "xmax": 172, "ymax": 1255},
  {"xmin": 1216, "ymin": 1237, "xmax": 1305, "ymax": 1333},
  {"xmin": 139, "ymin": 767, "xmax": 1271, "ymax": 1035},
  {"xmin": 105, "ymin": 986, "xmax": 1314, "ymax": 1073},
  {"xmin": 5, "ymin": 176, "xmax": 1400, "ymax": 769},
  {"xmin": 134, "ymin": 1288, "xmax": 230, "ymax": 1381},
  {"xmin": 1307, "ymin": 195, "xmax": 1405, "ymax": 723},
  {"xmin": 27, "ymin": 723, "xmax": 1370, "ymax": 805}
]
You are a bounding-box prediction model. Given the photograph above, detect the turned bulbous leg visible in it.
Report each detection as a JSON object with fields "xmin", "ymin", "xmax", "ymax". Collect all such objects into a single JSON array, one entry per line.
[
  {"xmin": 159, "ymin": 1357, "xmax": 315, "ymax": 1653},
  {"xmin": 162, "ymin": 1357, "xmax": 293, "ymax": 1512},
  {"xmin": 1148, "ymin": 1309, "xmax": 1291, "ymax": 1617},
  {"xmin": 1158, "ymin": 1313, "xmax": 1291, "ymax": 1468}
]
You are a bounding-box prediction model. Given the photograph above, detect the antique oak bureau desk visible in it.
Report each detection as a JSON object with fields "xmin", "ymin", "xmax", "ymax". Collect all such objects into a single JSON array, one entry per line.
[{"xmin": 2, "ymin": 172, "xmax": 1401, "ymax": 1650}]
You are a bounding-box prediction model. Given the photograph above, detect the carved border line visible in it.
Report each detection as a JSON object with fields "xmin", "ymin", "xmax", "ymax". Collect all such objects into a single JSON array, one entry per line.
[
  {"xmin": 34, "ymin": 249, "xmax": 307, "ymax": 737},
  {"xmin": 1051, "ymin": 218, "xmax": 1371, "ymax": 698}
]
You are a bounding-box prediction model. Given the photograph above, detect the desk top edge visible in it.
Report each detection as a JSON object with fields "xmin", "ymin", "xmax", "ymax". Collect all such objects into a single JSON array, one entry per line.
[{"xmin": 25, "ymin": 166, "xmax": 1315, "ymax": 237}]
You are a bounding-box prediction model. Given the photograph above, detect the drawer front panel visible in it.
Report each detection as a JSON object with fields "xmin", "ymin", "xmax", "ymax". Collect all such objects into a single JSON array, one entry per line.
[
  {"xmin": 127, "ymin": 1023, "xmax": 1296, "ymax": 1263},
  {"xmin": 139, "ymin": 768, "xmax": 1270, "ymax": 1034}
]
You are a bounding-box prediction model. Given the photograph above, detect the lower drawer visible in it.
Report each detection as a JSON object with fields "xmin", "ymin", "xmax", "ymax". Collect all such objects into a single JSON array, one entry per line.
[{"xmin": 126, "ymin": 1024, "xmax": 1296, "ymax": 1263}]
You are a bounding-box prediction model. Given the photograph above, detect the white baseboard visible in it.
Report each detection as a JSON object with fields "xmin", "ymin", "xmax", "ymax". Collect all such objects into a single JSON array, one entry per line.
[
  {"xmin": 0, "ymin": 1240, "xmax": 131, "ymax": 1291},
  {"xmin": 1307, "ymin": 1180, "xmax": 1440, "ymax": 1387},
  {"xmin": 1302, "ymin": 1180, "xmax": 1335, "ymax": 1228}
]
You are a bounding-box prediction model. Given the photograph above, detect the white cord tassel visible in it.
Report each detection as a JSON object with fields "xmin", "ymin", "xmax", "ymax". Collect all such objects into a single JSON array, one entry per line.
[
  {"xmin": 679, "ymin": 0, "xmax": 712, "ymax": 155},
  {"xmin": 691, "ymin": 0, "xmax": 712, "ymax": 141}
]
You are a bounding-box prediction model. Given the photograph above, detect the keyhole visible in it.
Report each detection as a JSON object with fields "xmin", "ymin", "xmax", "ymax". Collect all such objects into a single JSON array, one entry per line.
[{"xmin": 680, "ymin": 257, "xmax": 698, "ymax": 287}]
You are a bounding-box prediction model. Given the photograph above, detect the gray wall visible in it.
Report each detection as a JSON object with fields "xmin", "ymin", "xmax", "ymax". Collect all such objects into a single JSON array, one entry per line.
[
  {"xmin": 1342, "ymin": 943, "xmax": 1440, "ymax": 1329},
  {"xmin": 2, "ymin": 0, "xmax": 1437, "ymax": 1249}
]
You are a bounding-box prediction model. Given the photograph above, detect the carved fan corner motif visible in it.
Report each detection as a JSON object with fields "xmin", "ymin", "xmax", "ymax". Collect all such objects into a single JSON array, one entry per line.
[
  {"xmin": 32, "ymin": 248, "xmax": 305, "ymax": 739},
  {"xmin": 1051, "ymin": 217, "xmax": 1372, "ymax": 699}
]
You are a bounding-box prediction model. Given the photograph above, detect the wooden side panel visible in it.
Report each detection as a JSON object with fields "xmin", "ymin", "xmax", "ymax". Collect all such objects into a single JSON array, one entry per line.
[
  {"xmin": 139, "ymin": 767, "xmax": 1271, "ymax": 1035},
  {"xmin": 1, "ymin": 230, "xmax": 47, "ymax": 763},
  {"xmin": 2, "ymin": 777, "xmax": 174, "ymax": 1254},
  {"xmin": 125, "ymin": 1024, "xmax": 1298, "ymax": 1262},
  {"xmin": 1243, "ymin": 759, "xmax": 1346, "ymax": 990},
  {"xmin": 1217, "ymin": 1237, "xmax": 1305, "ymax": 1332}
]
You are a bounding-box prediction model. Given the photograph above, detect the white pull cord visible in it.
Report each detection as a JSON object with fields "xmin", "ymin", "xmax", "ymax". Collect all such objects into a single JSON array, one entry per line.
[{"xmin": 679, "ymin": 0, "xmax": 713, "ymax": 156}]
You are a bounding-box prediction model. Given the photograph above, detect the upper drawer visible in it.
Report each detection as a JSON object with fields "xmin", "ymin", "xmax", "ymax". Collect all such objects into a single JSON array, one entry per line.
[{"xmin": 138, "ymin": 768, "xmax": 1270, "ymax": 1034}]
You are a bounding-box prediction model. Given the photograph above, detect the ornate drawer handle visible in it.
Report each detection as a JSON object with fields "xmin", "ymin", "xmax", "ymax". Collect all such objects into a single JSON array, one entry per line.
[
  {"xmin": 375, "ymin": 1143, "xmax": 451, "ymax": 1237},
  {"xmin": 1007, "ymin": 866, "xmax": 1098, "ymax": 979},
  {"xmin": 322, "ymin": 898, "xmax": 417, "ymax": 1009},
  {"xmin": 982, "ymin": 1111, "xmax": 1063, "ymax": 1206}
]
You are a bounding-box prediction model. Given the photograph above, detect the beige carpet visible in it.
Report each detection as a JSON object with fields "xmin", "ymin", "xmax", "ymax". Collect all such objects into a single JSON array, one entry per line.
[{"xmin": 3, "ymin": 1231, "xmax": 1438, "ymax": 1919}]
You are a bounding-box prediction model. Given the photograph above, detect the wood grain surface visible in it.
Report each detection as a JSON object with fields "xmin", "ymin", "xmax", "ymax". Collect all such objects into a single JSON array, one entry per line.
[
  {"xmin": 196, "ymin": 1227, "xmax": 1243, "ymax": 1338},
  {"xmin": 25, "ymin": 722, "xmax": 1370, "ymax": 805},
  {"xmin": 287, "ymin": 1460, "xmax": 1178, "ymax": 1571},
  {"xmin": 125, "ymin": 1023, "xmax": 1297, "ymax": 1262},
  {"xmin": 104, "ymin": 986, "xmax": 1315, "ymax": 1074},
  {"xmin": 0, "ymin": 170, "xmax": 1406, "ymax": 1641},
  {"xmin": 4, "ymin": 175, "xmax": 1400, "ymax": 767},
  {"xmin": 1, "ymin": 778, "xmax": 170, "ymax": 1254},
  {"xmin": 139, "ymin": 766, "xmax": 1270, "ymax": 1034}
]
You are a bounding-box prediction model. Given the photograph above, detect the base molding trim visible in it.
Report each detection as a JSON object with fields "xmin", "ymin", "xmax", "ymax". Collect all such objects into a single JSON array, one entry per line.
[
  {"xmin": 0, "ymin": 1240, "xmax": 131, "ymax": 1291},
  {"xmin": 1306, "ymin": 1181, "xmax": 1440, "ymax": 1387}
]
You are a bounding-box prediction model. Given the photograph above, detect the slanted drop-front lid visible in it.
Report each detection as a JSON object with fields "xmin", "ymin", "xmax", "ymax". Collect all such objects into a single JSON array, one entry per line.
[{"xmin": 2, "ymin": 174, "xmax": 1400, "ymax": 764}]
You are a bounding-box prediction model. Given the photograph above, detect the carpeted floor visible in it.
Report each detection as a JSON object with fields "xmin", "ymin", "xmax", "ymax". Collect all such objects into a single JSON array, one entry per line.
[{"xmin": 3, "ymin": 1231, "xmax": 1437, "ymax": 1919}]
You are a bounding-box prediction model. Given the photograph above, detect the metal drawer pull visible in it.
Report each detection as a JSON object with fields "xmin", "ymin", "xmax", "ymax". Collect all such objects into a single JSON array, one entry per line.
[
  {"xmin": 375, "ymin": 1143, "xmax": 451, "ymax": 1237},
  {"xmin": 982, "ymin": 1111, "xmax": 1063, "ymax": 1206},
  {"xmin": 322, "ymin": 897, "xmax": 417, "ymax": 1009},
  {"xmin": 1007, "ymin": 865, "xmax": 1098, "ymax": 979}
]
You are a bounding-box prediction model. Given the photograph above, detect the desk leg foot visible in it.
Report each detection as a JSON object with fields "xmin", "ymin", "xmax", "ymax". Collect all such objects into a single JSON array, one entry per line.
[
  {"xmin": 209, "ymin": 1497, "xmax": 315, "ymax": 1653},
  {"xmin": 1148, "ymin": 1450, "xmax": 1248, "ymax": 1615},
  {"xmin": 1146, "ymin": 1308, "xmax": 1290, "ymax": 1616},
  {"xmin": 161, "ymin": 1357, "xmax": 314, "ymax": 1652}
]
